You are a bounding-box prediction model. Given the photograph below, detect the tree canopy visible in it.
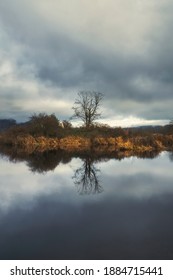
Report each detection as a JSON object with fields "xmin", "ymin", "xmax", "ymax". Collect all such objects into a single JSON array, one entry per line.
[{"xmin": 28, "ymin": 113, "xmax": 60, "ymax": 137}]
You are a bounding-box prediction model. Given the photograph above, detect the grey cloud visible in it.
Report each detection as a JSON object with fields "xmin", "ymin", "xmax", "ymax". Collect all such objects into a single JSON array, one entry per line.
[{"xmin": 0, "ymin": 0, "xmax": 173, "ymax": 123}]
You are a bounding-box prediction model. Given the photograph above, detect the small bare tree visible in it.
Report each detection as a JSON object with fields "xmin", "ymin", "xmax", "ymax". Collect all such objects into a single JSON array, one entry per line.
[{"xmin": 72, "ymin": 91, "xmax": 103, "ymax": 127}]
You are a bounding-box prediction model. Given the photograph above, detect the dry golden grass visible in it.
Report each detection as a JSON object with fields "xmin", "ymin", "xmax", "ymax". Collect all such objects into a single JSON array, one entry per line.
[
  {"xmin": 59, "ymin": 136, "xmax": 91, "ymax": 151},
  {"xmin": 0, "ymin": 133, "xmax": 173, "ymax": 152}
]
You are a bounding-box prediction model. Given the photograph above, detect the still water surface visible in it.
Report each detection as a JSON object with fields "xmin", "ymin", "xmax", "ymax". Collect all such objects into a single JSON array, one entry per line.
[{"xmin": 0, "ymin": 151, "xmax": 173, "ymax": 259}]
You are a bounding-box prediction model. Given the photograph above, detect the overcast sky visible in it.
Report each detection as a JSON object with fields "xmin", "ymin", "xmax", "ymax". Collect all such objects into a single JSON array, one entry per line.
[{"xmin": 0, "ymin": 0, "xmax": 172, "ymax": 126}]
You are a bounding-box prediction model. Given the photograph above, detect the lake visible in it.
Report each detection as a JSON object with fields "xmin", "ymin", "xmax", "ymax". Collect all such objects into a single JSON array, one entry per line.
[{"xmin": 0, "ymin": 150, "xmax": 173, "ymax": 260}]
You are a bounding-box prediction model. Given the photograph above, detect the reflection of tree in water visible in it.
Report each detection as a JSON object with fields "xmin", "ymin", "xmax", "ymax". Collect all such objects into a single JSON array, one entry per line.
[
  {"xmin": 0, "ymin": 145, "xmax": 162, "ymax": 177},
  {"xmin": 27, "ymin": 150, "xmax": 60, "ymax": 173},
  {"xmin": 27, "ymin": 150, "xmax": 71, "ymax": 173},
  {"xmin": 0, "ymin": 146, "xmax": 72, "ymax": 174},
  {"xmin": 73, "ymin": 157, "xmax": 103, "ymax": 195}
]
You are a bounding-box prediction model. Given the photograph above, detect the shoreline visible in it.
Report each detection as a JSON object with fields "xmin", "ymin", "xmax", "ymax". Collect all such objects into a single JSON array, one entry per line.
[{"xmin": 0, "ymin": 134, "xmax": 173, "ymax": 153}]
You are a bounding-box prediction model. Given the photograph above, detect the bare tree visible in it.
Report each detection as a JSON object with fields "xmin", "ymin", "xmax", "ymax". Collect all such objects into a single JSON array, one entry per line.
[{"xmin": 72, "ymin": 91, "xmax": 103, "ymax": 127}]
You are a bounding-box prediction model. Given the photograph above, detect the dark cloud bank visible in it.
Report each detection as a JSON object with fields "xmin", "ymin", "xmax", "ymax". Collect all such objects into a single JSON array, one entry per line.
[{"xmin": 0, "ymin": 0, "xmax": 173, "ymax": 125}]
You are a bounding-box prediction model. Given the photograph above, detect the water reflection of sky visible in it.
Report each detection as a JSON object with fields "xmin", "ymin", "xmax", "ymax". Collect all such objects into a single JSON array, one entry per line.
[
  {"xmin": 0, "ymin": 152, "xmax": 173, "ymax": 259},
  {"xmin": 0, "ymin": 152, "xmax": 173, "ymax": 211}
]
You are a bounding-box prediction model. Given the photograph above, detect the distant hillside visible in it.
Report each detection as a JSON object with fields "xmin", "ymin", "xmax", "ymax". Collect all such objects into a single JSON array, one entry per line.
[
  {"xmin": 127, "ymin": 125, "xmax": 163, "ymax": 132},
  {"xmin": 0, "ymin": 119, "xmax": 17, "ymax": 132},
  {"xmin": 129, "ymin": 125, "xmax": 163, "ymax": 130}
]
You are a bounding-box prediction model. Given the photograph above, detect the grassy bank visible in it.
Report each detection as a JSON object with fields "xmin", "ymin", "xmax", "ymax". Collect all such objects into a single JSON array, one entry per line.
[
  {"xmin": 0, "ymin": 113, "xmax": 173, "ymax": 153},
  {"xmin": 0, "ymin": 133, "xmax": 173, "ymax": 153}
]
